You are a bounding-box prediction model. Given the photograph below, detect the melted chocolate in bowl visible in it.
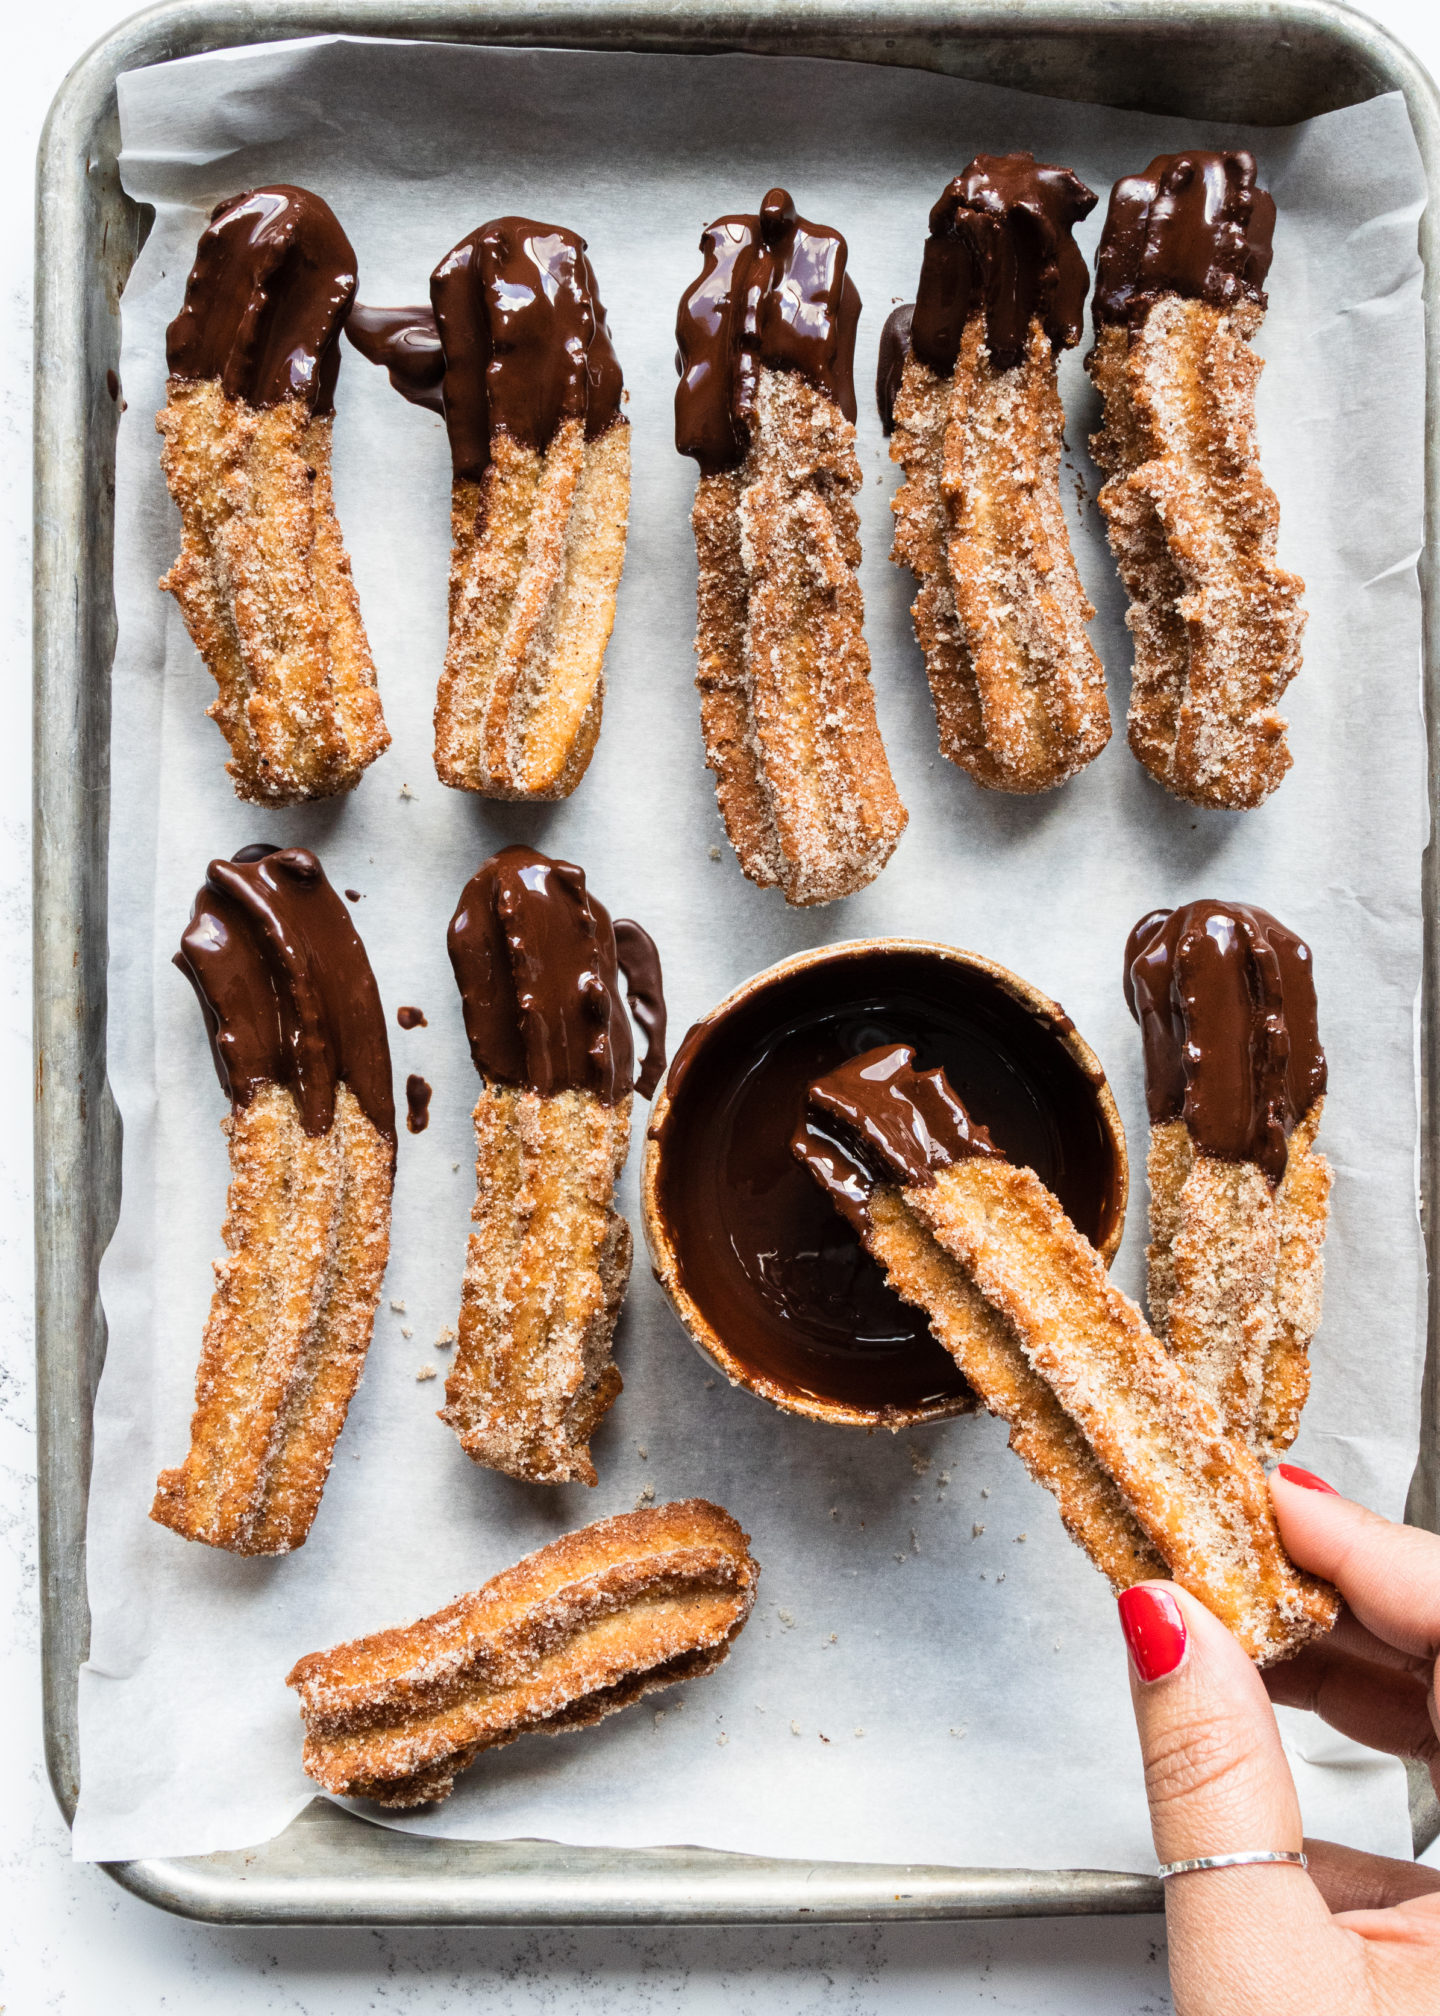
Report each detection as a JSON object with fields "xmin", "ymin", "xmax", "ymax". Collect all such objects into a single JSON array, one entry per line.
[{"xmin": 652, "ymin": 948, "xmax": 1123, "ymax": 1419}]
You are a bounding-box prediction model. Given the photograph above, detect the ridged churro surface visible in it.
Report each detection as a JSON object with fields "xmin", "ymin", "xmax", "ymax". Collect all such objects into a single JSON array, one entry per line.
[
  {"xmin": 435, "ymin": 420, "xmax": 630, "ymax": 797},
  {"xmin": 865, "ymin": 1188, "xmax": 1165, "ymax": 1589},
  {"xmin": 1089, "ymin": 298, "xmax": 1304, "ymax": 809},
  {"xmin": 441, "ymin": 1084, "xmax": 632, "ymax": 1485},
  {"xmin": 287, "ymin": 1500, "xmax": 758, "ymax": 1807},
  {"xmin": 441, "ymin": 847, "xmax": 666, "ymax": 1483},
  {"xmin": 1146, "ymin": 1108, "xmax": 1331, "ymax": 1456},
  {"xmin": 152, "ymin": 1082, "xmax": 393, "ymax": 1554},
  {"xmin": 693, "ymin": 368, "xmax": 906, "ymax": 904},
  {"xmin": 158, "ymin": 380, "xmax": 389, "ymax": 801},
  {"xmin": 793, "ymin": 1045, "xmax": 1334, "ymax": 1663},
  {"xmin": 347, "ymin": 216, "xmax": 629, "ymax": 799},
  {"xmin": 1125, "ymin": 900, "xmax": 1330, "ymax": 1452},
  {"xmin": 678, "ymin": 188, "xmax": 905, "ymax": 905},
  {"xmin": 904, "ymin": 1158, "xmax": 1335, "ymax": 1661},
  {"xmin": 885, "ymin": 156, "xmax": 1108, "ymax": 792},
  {"xmin": 890, "ymin": 324, "xmax": 1109, "ymax": 792}
]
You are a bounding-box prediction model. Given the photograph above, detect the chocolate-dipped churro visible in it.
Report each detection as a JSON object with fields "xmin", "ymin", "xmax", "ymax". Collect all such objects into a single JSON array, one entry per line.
[
  {"xmin": 153, "ymin": 845, "xmax": 395, "ymax": 1554},
  {"xmin": 158, "ymin": 187, "xmax": 389, "ymax": 802},
  {"xmin": 288, "ymin": 1500, "xmax": 757, "ymax": 1807},
  {"xmin": 793, "ymin": 1044, "xmax": 1336, "ymax": 1662},
  {"xmin": 1086, "ymin": 153, "xmax": 1306, "ymax": 808},
  {"xmin": 347, "ymin": 218, "xmax": 628, "ymax": 798},
  {"xmin": 676, "ymin": 187, "xmax": 907, "ymax": 905},
  {"xmin": 442, "ymin": 845, "xmax": 666, "ymax": 1484},
  {"xmin": 1125, "ymin": 902, "xmax": 1330, "ymax": 1455},
  {"xmin": 882, "ymin": 156, "xmax": 1110, "ymax": 793}
]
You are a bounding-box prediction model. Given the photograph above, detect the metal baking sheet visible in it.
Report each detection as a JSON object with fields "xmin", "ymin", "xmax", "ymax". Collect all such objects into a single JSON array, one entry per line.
[{"xmin": 33, "ymin": 0, "xmax": 1440, "ymax": 1924}]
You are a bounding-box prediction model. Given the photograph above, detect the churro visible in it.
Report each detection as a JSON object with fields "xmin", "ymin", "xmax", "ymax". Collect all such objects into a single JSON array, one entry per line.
[
  {"xmin": 288, "ymin": 1499, "xmax": 757, "ymax": 1807},
  {"xmin": 347, "ymin": 217, "xmax": 628, "ymax": 797},
  {"xmin": 442, "ymin": 845, "xmax": 666, "ymax": 1485},
  {"xmin": 1126, "ymin": 902, "xmax": 1330, "ymax": 1455},
  {"xmin": 153, "ymin": 845, "xmax": 395, "ymax": 1554},
  {"xmin": 158, "ymin": 187, "xmax": 389, "ymax": 802},
  {"xmin": 676, "ymin": 187, "xmax": 906, "ymax": 905},
  {"xmin": 794, "ymin": 1044, "xmax": 1336, "ymax": 1662},
  {"xmin": 882, "ymin": 156, "xmax": 1110, "ymax": 792},
  {"xmin": 1086, "ymin": 152, "xmax": 1305, "ymax": 808}
]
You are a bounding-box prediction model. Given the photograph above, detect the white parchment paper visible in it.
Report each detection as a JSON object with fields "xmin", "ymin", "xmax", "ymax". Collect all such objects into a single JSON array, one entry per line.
[{"xmin": 76, "ymin": 36, "xmax": 1429, "ymax": 1867}]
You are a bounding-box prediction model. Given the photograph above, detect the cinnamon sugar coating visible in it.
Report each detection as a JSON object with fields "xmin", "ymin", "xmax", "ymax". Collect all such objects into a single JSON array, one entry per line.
[
  {"xmin": 157, "ymin": 378, "xmax": 389, "ymax": 802},
  {"xmin": 287, "ymin": 1500, "xmax": 758, "ymax": 1806},
  {"xmin": 151, "ymin": 1082, "xmax": 394, "ymax": 1554},
  {"xmin": 692, "ymin": 368, "xmax": 906, "ymax": 905},
  {"xmin": 1087, "ymin": 302, "xmax": 1305, "ymax": 809},
  {"xmin": 440, "ymin": 1084, "xmax": 631, "ymax": 1485},
  {"xmin": 836, "ymin": 1159, "xmax": 1334, "ymax": 1663},
  {"xmin": 1145, "ymin": 1105, "xmax": 1330, "ymax": 1457},
  {"xmin": 889, "ymin": 321, "xmax": 1110, "ymax": 792},
  {"xmin": 435, "ymin": 420, "xmax": 630, "ymax": 798}
]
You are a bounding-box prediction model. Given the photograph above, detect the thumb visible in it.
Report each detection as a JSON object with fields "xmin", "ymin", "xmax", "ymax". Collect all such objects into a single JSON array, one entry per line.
[{"xmin": 1119, "ymin": 1583, "xmax": 1343, "ymax": 2015}]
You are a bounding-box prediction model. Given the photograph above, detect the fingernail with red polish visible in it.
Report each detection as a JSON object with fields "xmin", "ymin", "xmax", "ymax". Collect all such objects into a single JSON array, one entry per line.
[
  {"xmin": 1118, "ymin": 1585, "xmax": 1188, "ymax": 1682},
  {"xmin": 1277, "ymin": 1463, "xmax": 1338, "ymax": 1496}
]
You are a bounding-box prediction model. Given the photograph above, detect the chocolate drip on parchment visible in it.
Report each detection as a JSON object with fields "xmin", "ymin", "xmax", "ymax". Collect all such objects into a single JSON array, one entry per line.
[
  {"xmin": 447, "ymin": 844, "xmax": 667, "ymax": 1103},
  {"xmin": 405, "ymin": 1074, "xmax": 433, "ymax": 1135},
  {"xmin": 166, "ymin": 186, "xmax": 358, "ymax": 415},
  {"xmin": 1092, "ymin": 150, "xmax": 1275, "ymax": 332},
  {"xmin": 1124, "ymin": 899, "xmax": 1324, "ymax": 1187},
  {"xmin": 346, "ymin": 217, "xmax": 625, "ymax": 480},
  {"xmin": 675, "ymin": 186, "xmax": 862, "ymax": 475},
  {"xmin": 176, "ymin": 842, "xmax": 396, "ymax": 1145}
]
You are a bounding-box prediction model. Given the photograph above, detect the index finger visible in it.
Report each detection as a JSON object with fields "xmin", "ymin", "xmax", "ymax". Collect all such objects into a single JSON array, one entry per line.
[{"xmin": 1271, "ymin": 1468, "xmax": 1440, "ymax": 1662}]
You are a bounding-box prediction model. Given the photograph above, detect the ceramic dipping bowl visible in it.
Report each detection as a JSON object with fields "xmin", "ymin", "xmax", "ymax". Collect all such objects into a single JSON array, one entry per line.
[{"xmin": 641, "ymin": 938, "xmax": 1128, "ymax": 1430}]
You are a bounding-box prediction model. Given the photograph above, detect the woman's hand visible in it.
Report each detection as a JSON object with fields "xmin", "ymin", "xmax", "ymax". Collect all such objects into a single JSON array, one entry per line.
[{"xmin": 1118, "ymin": 1467, "xmax": 1440, "ymax": 2015}]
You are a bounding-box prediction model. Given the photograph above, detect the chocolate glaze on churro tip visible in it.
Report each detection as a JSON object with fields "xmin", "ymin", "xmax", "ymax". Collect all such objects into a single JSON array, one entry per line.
[
  {"xmin": 1092, "ymin": 150, "xmax": 1276, "ymax": 333},
  {"xmin": 1124, "ymin": 900, "xmax": 1325, "ymax": 1187},
  {"xmin": 875, "ymin": 153, "xmax": 1096, "ymax": 424},
  {"xmin": 346, "ymin": 219, "xmax": 625, "ymax": 480},
  {"xmin": 166, "ymin": 186, "xmax": 358, "ymax": 416},
  {"xmin": 447, "ymin": 845, "xmax": 667, "ymax": 1104},
  {"xmin": 175, "ymin": 843, "xmax": 396, "ymax": 1145},
  {"xmin": 675, "ymin": 186, "xmax": 862, "ymax": 475},
  {"xmin": 793, "ymin": 1044, "xmax": 1002, "ymax": 1232}
]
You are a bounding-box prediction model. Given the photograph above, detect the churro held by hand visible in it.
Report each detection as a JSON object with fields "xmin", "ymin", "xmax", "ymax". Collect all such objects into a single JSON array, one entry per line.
[
  {"xmin": 288, "ymin": 1499, "xmax": 756, "ymax": 1807},
  {"xmin": 793, "ymin": 1045, "xmax": 1336, "ymax": 1663},
  {"xmin": 676, "ymin": 188, "xmax": 907, "ymax": 906},
  {"xmin": 158, "ymin": 187, "xmax": 389, "ymax": 803},
  {"xmin": 442, "ymin": 845, "xmax": 666, "ymax": 1486},
  {"xmin": 882, "ymin": 156, "xmax": 1110, "ymax": 792},
  {"xmin": 1126, "ymin": 902, "xmax": 1329, "ymax": 1456},
  {"xmin": 1086, "ymin": 152, "xmax": 1305, "ymax": 808},
  {"xmin": 347, "ymin": 218, "xmax": 628, "ymax": 798},
  {"xmin": 153, "ymin": 846, "xmax": 396, "ymax": 1555}
]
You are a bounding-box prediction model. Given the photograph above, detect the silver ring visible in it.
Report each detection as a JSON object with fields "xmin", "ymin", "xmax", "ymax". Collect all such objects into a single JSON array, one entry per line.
[{"xmin": 1158, "ymin": 1850, "xmax": 1308, "ymax": 1881}]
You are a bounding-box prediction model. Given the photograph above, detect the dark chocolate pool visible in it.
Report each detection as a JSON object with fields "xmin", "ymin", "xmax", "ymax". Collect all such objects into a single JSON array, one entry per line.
[{"xmin": 646, "ymin": 945, "xmax": 1125, "ymax": 1422}]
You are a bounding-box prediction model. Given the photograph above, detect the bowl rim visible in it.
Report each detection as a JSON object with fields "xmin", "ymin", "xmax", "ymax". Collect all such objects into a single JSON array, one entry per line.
[{"xmin": 640, "ymin": 935, "xmax": 1130, "ymax": 1431}]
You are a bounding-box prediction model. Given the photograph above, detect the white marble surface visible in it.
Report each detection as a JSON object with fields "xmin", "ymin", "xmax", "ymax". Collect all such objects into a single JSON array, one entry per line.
[{"xmin": 2, "ymin": 2, "xmax": 1436, "ymax": 2008}]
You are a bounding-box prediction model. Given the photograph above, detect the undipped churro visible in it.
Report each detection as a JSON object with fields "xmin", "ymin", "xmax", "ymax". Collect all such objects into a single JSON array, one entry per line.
[
  {"xmin": 442, "ymin": 845, "xmax": 666, "ymax": 1485},
  {"xmin": 1125, "ymin": 901, "xmax": 1330, "ymax": 1456},
  {"xmin": 348, "ymin": 217, "xmax": 628, "ymax": 798},
  {"xmin": 882, "ymin": 155, "xmax": 1110, "ymax": 792},
  {"xmin": 158, "ymin": 187, "xmax": 390, "ymax": 802},
  {"xmin": 153, "ymin": 845, "xmax": 396, "ymax": 1554},
  {"xmin": 287, "ymin": 1499, "xmax": 757, "ymax": 1807},
  {"xmin": 793, "ymin": 1044, "xmax": 1336, "ymax": 1662},
  {"xmin": 676, "ymin": 187, "xmax": 907, "ymax": 905},
  {"xmin": 1086, "ymin": 152, "xmax": 1306, "ymax": 808}
]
